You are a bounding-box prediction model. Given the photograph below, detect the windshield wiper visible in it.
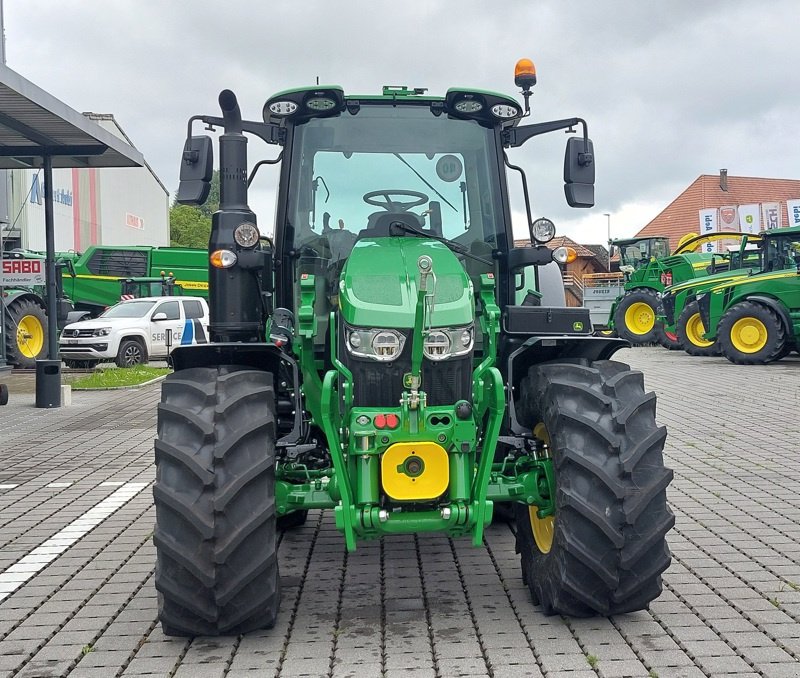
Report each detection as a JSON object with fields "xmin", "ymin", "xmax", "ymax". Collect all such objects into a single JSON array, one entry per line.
[
  {"xmin": 393, "ymin": 154, "xmax": 457, "ymax": 212},
  {"xmin": 388, "ymin": 221, "xmax": 492, "ymax": 266}
]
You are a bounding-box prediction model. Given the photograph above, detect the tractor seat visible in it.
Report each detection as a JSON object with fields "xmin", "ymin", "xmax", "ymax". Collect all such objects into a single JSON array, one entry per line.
[{"xmin": 356, "ymin": 211, "xmax": 430, "ymax": 241}]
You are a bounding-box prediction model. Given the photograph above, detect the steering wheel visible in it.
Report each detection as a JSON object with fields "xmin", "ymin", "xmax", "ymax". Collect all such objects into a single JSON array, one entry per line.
[{"xmin": 363, "ymin": 190, "xmax": 429, "ymax": 212}]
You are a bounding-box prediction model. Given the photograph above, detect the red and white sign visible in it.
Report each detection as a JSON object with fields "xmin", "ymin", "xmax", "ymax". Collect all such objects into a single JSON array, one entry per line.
[
  {"xmin": 1, "ymin": 258, "xmax": 46, "ymax": 285},
  {"xmin": 719, "ymin": 205, "xmax": 739, "ymax": 231},
  {"xmin": 125, "ymin": 212, "xmax": 144, "ymax": 230}
]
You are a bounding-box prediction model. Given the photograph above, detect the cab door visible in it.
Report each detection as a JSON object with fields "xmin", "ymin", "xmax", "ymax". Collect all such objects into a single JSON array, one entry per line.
[{"xmin": 149, "ymin": 300, "xmax": 183, "ymax": 357}]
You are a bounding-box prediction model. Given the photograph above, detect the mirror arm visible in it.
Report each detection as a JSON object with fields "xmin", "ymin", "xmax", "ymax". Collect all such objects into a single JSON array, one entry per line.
[
  {"xmin": 186, "ymin": 115, "xmax": 284, "ymax": 148},
  {"xmin": 505, "ymin": 117, "xmax": 592, "ymax": 162}
]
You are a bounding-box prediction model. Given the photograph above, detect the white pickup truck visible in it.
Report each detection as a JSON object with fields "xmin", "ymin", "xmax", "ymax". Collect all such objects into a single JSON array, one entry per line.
[{"xmin": 58, "ymin": 296, "xmax": 209, "ymax": 368}]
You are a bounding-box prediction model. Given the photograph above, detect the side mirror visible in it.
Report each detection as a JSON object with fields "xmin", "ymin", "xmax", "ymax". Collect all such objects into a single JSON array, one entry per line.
[
  {"xmin": 507, "ymin": 246, "xmax": 553, "ymax": 271},
  {"xmin": 564, "ymin": 137, "xmax": 595, "ymax": 208},
  {"xmin": 176, "ymin": 136, "xmax": 213, "ymax": 205},
  {"xmin": 152, "ymin": 312, "xmax": 168, "ymax": 321}
]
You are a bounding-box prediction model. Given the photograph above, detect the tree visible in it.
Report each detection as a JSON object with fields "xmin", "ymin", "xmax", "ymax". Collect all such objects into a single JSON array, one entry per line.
[{"xmin": 169, "ymin": 171, "xmax": 220, "ymax": 248}]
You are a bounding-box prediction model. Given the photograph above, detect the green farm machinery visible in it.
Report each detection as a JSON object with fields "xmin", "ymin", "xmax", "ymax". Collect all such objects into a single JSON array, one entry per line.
[
  {"xmin": 153, "ymin": 61, "xmax": 673, "ymax": 636},
  {"xmin": 697, "ymin": 225, "xmax": 800, "ymax": 364}
]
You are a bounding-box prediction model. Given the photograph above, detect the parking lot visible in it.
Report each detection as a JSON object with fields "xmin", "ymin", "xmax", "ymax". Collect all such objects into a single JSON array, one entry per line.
[{"xmin": 0, "ymin": 348, "xmax": 799, "ymax": 677}]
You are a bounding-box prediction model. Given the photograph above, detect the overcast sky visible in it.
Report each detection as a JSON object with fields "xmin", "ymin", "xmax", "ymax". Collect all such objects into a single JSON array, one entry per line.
[{"xmin": 5, "ymin": 0, "xmax": 799, "ymax": 244}]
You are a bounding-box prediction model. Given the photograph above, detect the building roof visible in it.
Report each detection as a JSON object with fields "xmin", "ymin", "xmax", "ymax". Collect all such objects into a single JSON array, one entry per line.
[
  {"xmin": 635, "ymin": 173, "xmax": 800, "ymax": 250},
  {"xmin": 0, "ymin": 63, "xmax": 143, "ymax": 170}
]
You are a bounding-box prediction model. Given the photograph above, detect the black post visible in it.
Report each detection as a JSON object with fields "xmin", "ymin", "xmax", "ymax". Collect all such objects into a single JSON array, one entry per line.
[{"xmin": 43, "ymin": 154, "xmax": 58, "ymax": 359}]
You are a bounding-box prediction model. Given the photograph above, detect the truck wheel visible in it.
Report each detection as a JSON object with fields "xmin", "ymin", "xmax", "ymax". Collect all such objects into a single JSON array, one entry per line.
[
  {"xmin": 514, "ymin": 360, "xmax": 673, "ymax": 616},
  {"xmin": 677, "ymin": 301, "xmax": 718, "ymax": 357},
  {"xmin": 718, "ymin": 301, "xmax": 785, "ymax": 365},
  {"xmin": 613, "ymin": 290, "xmax": 661, "ymax": 344},
  {"xmin": 0, "ymin": 383, "xmax": 8, "ymax": 406},
  {"xmin": 116, "ymin": 339, "xmax": 146, "ymax": 368},
  {"xmin": 5, "ymin": 299, "xmax": 47, "ymax": 369},
  {"xmin": 154, "ymin": 366, "xmax": 280, "ymax": 636}
]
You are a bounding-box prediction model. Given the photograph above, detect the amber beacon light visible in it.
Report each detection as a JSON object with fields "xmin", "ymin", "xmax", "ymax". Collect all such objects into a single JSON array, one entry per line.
[{"xmin": 514, "ymin": 58, "xmax": 537, "ymax": 89}]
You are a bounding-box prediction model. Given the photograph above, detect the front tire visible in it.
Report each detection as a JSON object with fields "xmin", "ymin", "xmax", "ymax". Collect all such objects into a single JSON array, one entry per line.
[
  {"xmin": 718, "ymin": 301, "xmax": 785, "ymax": 364},
  {"xmin": 5, "ymin": 299, "xmax": 47, "ymax": 369},
  {"xmin": 613, "ymin": 289, "xmax": 661, "ymax": 344},
  {"xmin": 116, "ymin": 338, "xmax": 146, "ymax": 367},
  {"xmin": 154, "ymin": 366, "xmax": 280, "ymax": 636},
  {"xmin": 515, "ymin": 360, "xmax": 673, "ymax": 616},
  {"xmin": 677, "ymin": 301, "xmax": 718, "ymax": 357}
]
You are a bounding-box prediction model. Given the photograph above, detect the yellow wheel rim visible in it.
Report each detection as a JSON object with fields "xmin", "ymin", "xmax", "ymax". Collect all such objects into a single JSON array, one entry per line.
[
  {"xmin": 730, "ymin": 317, "xmax": 768, "ymax": 354},
  {"xmin": 530, "ymin": 423, "xmax": 555, "ymax": 554},
  {"xmin": 624, "ymin": 302, "xmax": 655, "ymax": 335},
  {"xmin": 685, "ymin": 313, "xmax": 713, "ymax": 348},
  {"xmin": 17, "ymin": 314, "xmax": 45, "ymax": 359}
]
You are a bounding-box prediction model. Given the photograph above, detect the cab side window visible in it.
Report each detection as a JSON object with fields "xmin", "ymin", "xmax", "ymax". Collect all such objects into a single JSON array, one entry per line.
[
  {"xmin": 155, "ymin": 301, "xmax": 180, "ymax": 320},
  {"xmin": 183, "ymin": 300, "xmax": 204, "ymax": 319}
]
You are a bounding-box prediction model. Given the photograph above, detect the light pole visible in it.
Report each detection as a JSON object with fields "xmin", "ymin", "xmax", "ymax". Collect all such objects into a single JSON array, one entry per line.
[{"xmin": 604, "ymin": 213, "xmax": 611, "ymax": 272}]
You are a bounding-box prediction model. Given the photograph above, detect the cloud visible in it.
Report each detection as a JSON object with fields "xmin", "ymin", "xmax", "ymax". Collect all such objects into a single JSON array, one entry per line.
[{"xmin": 6, "ymin": 0, "xmax": 799, "ymax": 240}]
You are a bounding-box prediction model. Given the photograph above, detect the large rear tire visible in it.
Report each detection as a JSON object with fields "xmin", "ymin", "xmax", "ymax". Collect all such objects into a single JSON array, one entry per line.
[
  {"xmin": 5, "ymin": 299, "xmax": 47, "ymax": 369},
  {"xmin": 677, "ymin": 301, "xmax": 718, "ymax": 357},
  {"xmin": 613, "ymin": 289, "xmax": 662, "ymax": 344},
  {"xmin": 718, "ymin": 301, "xmax": 786, "ymax": 365},
  {"xmin": 154, "ymin": 366, "xmax": 280, "ymax": 636},
  {"xmin": 515, "ymin": 360, "xmax": 673, "ymax": 616}
]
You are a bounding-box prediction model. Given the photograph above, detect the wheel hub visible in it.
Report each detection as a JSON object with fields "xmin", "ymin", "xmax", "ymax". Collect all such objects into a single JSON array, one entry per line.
[
  {"xmin": 686, "ymin": 313, "xmax": 713, "ymax": 348},
  {"xmin": 730, "ymin": 317, "xmax": 767, "ymax": 353},
  {"xmin": 624, "ymin": 302, "xmax": 655, "ymax": 335}
]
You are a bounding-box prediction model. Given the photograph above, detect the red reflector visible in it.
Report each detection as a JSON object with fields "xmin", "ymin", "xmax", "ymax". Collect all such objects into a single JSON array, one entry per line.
[
  {"xmin": 385, "ymin": 413, "xmax": 399, "ymax": 429},
  {"xmin": 374, "ymin": 414, "xmax": 387, "ymax": 429},
  {"xmin": 487, "ymin": 272, "xmax": 494, "ymax": 279}
]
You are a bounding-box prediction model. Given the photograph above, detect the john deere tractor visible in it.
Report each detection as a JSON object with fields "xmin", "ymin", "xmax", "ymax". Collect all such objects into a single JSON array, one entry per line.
[
  {"xmin": 697, "ymin": 225, "xmax": 800, "ymax": 364},
  {"xmin": 153, "ymin": 61, "xmax": 673, "ymax": 637}
]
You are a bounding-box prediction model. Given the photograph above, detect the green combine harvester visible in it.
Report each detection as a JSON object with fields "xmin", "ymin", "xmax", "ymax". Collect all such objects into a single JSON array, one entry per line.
[
  {"xmin": 660, "ymin": 234, "xmax": 762, "ymax": 356},
  {"xmin": 153, "ymin": 60, "xmax": 674, "ymax": 636},
  {"xmin": 697, "ymin": 225, "xmax": 800, "ymax": 364},
  {"xmin": 1, "ymin": 245, "xmax": 207, "ymax": 368}
]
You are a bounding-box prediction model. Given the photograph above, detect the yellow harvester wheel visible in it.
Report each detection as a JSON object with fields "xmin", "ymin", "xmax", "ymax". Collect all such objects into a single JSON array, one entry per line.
[
  {"xmin": 685, "ymin": 313, "xmax": 714, "ymax": 348},
  {"xmin": 624, "ymin": 302, "xmax": 655, "ymax": 335},
  {"xmin": 729, "ymin": 317, "xmax": 768, "ymax": 354}
]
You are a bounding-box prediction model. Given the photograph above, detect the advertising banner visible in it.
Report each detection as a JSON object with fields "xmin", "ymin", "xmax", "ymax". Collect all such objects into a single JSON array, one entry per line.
[
  {"xmin": 698, "ymin": 208, "xmax": 718, "ymax": 253},
  {"xmin": 738, "ymin": 204, "xmax": 761, "ymax": 234},
  {"xmin": 1, "ymin": 257, "xmax": 46, "ymax": 285},
  {"xmin": 762, "ymin": 202, "xmax": 780, "ymax": 230},
  {"xmin": 787, "ymin": 199, "xmax": 800, "ymax": 228},
  {"xmin": 718, "ymin": 205, "xmax": 739, "ymax": 231}
]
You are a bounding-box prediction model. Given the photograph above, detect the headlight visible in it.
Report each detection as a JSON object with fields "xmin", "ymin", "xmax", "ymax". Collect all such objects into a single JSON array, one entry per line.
[
  {"xmin": 532, "ymin": 217, "xmax": 556, "ymax": 243},
  {"xmin": 424, "ymin": 325, "xmax": 474, "ymax": 361},
  {"xmin": 93, "ymin": 327, "xmax": 112, "ymax": 337},
  {"xmin": 234, "ymin": 222, "xmax": 260, "ymax": 248},
  {"xmin": 345, "ymin": 327, "xmax": 406, "ymax": 362}
]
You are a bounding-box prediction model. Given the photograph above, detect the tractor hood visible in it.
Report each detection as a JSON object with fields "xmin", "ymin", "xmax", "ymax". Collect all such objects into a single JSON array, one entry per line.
[{"xmin": 339, "ymin": 238, "xmax": 474, "ymax": 329}]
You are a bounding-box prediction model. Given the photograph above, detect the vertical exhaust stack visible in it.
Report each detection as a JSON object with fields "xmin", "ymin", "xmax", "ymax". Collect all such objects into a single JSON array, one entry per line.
[
  {"xmin": 720, "ymin": 168, "xmax": 728, "ymax": 192},
  {"xmin": 209, "ymin": 90, "xmax": 264, "ymax": 343}
]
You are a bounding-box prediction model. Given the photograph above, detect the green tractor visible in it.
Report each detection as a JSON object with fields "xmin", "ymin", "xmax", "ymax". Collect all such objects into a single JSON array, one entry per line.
[
  {"xmin": 697, "ymin": 225, "xmax": 800, "ymax": 364},
  {"xmin": 607, "ymin": 234, "xmax": 718, "ymax": 348},
  {"xmin": 660, "ymin": 234, "xmax": 762, "ymax": 356},
  {"xmin": 153, "ymin": 62, "xmax": 673, "ymax": 636}
]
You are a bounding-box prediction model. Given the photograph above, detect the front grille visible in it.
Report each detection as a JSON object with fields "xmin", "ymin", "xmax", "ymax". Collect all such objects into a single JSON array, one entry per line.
[
  {"xmin": 343, "ymin": 330, "xmax": 472, "ymax": 407},
  {"xmin": 62, "ymin": 328, "xmax": 95, "ymax": 338}
]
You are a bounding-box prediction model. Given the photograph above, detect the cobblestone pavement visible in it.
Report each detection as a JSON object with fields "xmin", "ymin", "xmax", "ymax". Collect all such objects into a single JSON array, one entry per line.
[{"xmin": 0, "ymin": 348, "xmax": 799, "ymax": 678}]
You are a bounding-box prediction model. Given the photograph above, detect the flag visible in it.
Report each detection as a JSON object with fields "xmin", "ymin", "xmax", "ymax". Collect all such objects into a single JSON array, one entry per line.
[
  {"xmin": 718, "ymin": 205, "xmax": 739, "ymax": 231},
  {"xmin": 738, "ymin": 204, "xmax": 760, "ymax": 234},
  {"xmin": 787, "ymin": 199, "xmax": 800, "ymax": 228},
  {"xmin": 761, "ymin": 202, "xmax": 780, "ymax": 230},
  {"xmin": 698, "ymin": 208, "xmax": 717, "ymax": 253}
]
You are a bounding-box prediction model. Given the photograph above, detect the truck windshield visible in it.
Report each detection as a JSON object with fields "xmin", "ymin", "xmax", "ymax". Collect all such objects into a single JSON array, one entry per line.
[
  {"xmin": 764, "ymin": 234, "xmax": 800, "ymax": 272},
  {"xmin": 101, "ymin": 300, "xmax": 157, "ymax": 318},
  {"xmin": 286, "ymin": 105, "xmax": 505, "ymax": 271}
]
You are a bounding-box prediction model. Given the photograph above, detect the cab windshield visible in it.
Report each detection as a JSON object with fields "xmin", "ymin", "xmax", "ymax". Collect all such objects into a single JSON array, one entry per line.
[
  {"xmin": 286, "ymin": 104, "xmax": 505, "ymax": 284},
  {"xmin": 764, "ymin": 234, "xmax": 800, "ymax": 272},
  {"xmin": 619, "ymin": 238, "xmax": 669, "ymax": 269}
]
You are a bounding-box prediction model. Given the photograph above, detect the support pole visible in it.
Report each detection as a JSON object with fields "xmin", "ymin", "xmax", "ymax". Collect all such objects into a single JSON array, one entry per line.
[{"xmin": 43, "ymin": 154, "xmax": 58, "ymax": 360}]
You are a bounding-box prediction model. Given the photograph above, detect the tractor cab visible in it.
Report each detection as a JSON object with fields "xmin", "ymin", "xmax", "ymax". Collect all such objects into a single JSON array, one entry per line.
[
  {"xmin": 611, "ymin": 236, "xmax": 670, "ymax": 275},
  {"xmin": 762, "ymin": 227, "xmax": 800, "ymax": 273}
]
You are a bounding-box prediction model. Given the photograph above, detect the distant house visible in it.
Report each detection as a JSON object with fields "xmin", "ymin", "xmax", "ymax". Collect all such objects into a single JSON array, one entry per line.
[
  {"xmin": 514, "ymin": 236, "xmax": 609, "ymax": 306},
  {"xmin": 635, "ymin": 171, "xmax": 800, "ymax": 251}
]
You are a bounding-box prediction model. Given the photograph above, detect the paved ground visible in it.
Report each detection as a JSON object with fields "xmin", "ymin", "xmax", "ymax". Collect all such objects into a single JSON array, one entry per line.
[{"xmin": 0, "ymin": 348, "xmax": 799, "ymax": 678}]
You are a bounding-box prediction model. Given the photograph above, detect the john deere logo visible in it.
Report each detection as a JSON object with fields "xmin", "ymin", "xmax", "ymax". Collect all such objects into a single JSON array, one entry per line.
[{"xmin": 573, "ymin": 321, "xmax": 584, "ymax": 331}]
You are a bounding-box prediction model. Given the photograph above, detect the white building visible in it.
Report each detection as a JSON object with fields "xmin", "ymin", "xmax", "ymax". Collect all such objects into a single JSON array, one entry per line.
[{"xmin": 2, "ymin": 113, "xmax": 168, "ymax": 252}]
